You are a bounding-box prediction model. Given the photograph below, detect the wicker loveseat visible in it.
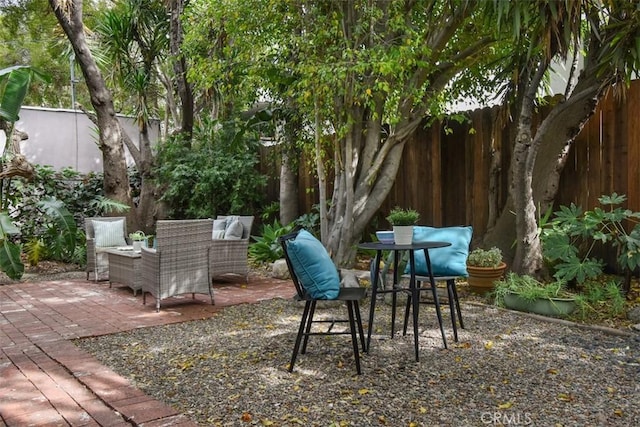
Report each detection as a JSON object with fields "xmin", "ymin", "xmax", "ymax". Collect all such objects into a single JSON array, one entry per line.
[
  {"xmin": 210, "ymin": 215, "xmax": 254, "ymax": 283},
  {"xmin": 141, "ymin": 219, "xmax": 214, "ymax": 312},
  {"xmin": 85, "ymin": 216, "xmax": 128, "ymax": 282}
]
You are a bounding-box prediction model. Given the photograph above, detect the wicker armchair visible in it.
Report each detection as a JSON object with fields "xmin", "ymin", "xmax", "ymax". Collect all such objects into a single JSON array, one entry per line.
[
  {"xmin": 141, "ymin": 219, "xmax": 214, "ymax": 312},
  {"xmin": 85, "ymin": 216, "xmax": 128, "ymax": 282},
  {"xmin": 210, "ymin": 215, "xmax": 254, "ymax": 283}
]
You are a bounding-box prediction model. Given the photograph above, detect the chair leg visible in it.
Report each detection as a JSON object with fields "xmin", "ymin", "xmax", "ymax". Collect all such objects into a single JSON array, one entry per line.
[
  {"xmin": 346, "ymin": 301, "xmax": 362, "ymax": 375},
  {"xmin": 429, "ymin": 280, "xmax": 448, "ymax": 349},
  {"xmin": 403, "ymin": 279, "xmax": 422, "ymax": 335},
  {"xmin": 353, "ymin": 301, "xmax": 366, "ymax": 353},
  {"xmin": 301, "ymin": 301, "xmax": 316, "ymax": 354},
  {"xmin": 289, "ymin": 301, "xmax": 312, "ymax": 373},
  {"xmin": 449, "ymin": 279, "xmax": 464, "ymax": 329},
  {"xmin": 446, "ymin": 280, "xmax": 459, "ymax": 342}
]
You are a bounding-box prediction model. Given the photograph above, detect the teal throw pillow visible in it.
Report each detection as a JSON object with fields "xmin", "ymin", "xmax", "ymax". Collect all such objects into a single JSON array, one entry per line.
[
  {"xmin": 286, "ymin": 230, "xmax": 340, "ymax": 299},
  {"xmin": 406, "ymin": 226, "xmax": 472, "ymax": 277}
]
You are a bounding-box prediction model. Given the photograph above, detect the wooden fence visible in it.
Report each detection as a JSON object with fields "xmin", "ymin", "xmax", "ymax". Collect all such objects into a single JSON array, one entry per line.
[{"xmin": 259, "ymin": 80, "xmax": 640, "ymax": 243}]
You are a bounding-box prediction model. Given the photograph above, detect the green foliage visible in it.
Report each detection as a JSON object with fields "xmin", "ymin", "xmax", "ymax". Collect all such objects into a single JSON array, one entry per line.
[
  {"xmin": 494, "ymin": 273, "xmax": 626, "ymax": 322},
  {"xmin": 0, "ymin": 65, "xmax": 50, "ymax": 122},
  {"xmin": 293, "ymin": 204, "xmax": 321, "ymax": 237},
  {"xmin": 578, "ymin": 279, "xmax": 626, "ymax": 318},
  {"xmin": 155, "ymin": 117, "xmax": 267, "ymax": 218},
  {"xmin": 23, "ymin": 238, "xmax": 45, "ymax": 266},
  {"xmin": 248, "ymin": 220, "xmax": 294, "ymax": 263},
  {"xmin": 260, "ymin": 202, "xmax": 280, "ymax": 223},
  {"xmin": 0, "ymin": 211, "xmax": 23, "ymax": 279},
  {"xmin": 541, "ymin": 193, "xmax": 640, "ymax": 284},
  {"xmin": 493, "ymin": 272, "xmax": 570, "ymax": 307},
  {"xmin": 38, "ymin": 198, "xmax": 78, "ymax": 260},
  {"xmin": 129, "ymin": 231, "xmax": 146, "ymax": 241},
  {"xmin": 2, "ymin": 165, "xmax": 127, "ymax": 273},
  {"xmin": 467, "ymin": 247, "xmax": 503, "ymax": 268},
  {"xmin": 386, "ymin": 207, "xmax": 420, "ymax": 226}
]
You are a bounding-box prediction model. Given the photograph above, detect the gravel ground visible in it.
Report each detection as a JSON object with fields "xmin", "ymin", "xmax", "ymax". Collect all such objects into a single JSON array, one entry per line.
[{"xmin": 75, "ymin": 294, "xmax": 640, "ymax": 427}]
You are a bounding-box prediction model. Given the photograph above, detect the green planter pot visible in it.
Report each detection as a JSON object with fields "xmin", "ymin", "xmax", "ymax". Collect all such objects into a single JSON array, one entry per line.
[{"xmin": 504, "ymin": 293, "xmax": 576, "ymax": 317}]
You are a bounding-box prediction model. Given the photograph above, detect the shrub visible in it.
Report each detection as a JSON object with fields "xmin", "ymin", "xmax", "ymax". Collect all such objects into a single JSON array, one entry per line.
[
  {"xmin": 249, "ymin": 220, "xmax": 294, "ymax": 263},
  {"xmin": 154, "ymin": 117, "xmax": 267, "ymax": 218}
]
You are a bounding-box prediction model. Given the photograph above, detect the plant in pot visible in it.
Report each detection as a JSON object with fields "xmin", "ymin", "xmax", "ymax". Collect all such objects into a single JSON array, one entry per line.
[
  {"xmin": 466, "ymin": 246, "xmax": 507, "ymax": 294},
  {"xmin": 386, "ymin": 207, "xmax": 420, "ymax": 245},
  {"xmin": 129, "ymin": 231, "xmax": 146, "ymax": 252},
  {"xmin": 493, "ymin": 272, "xmax": 578, "ymax": 317}
]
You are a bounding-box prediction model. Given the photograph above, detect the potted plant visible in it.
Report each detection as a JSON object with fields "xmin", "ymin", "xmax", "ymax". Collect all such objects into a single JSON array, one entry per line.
[
  {"xmin": 386, "ymin": 207, "xmax": 420, "ymax": 245},
  {"xmin": 466, "ymin": 247, "xmax": 507, "ymax": 294},
  {"xmin": 493, "ymin": 272, "xmax": 577, "ymax": 317},
  {"xmin": 129, "ymin": 231, "xmax": 146, "ymax": 252}
]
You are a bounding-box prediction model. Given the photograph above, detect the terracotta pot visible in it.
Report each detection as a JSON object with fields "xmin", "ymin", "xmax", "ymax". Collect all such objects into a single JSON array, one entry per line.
[{"xmin": 466, "ymin": 262, "xmax": 507, "ymax": 294}]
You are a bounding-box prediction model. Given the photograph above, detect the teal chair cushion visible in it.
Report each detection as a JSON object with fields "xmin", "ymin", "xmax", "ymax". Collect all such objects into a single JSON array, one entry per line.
[
  {"xmin": 287, "ymin": 230, "xmax": 340, "ymax": 299},
  {"xmin": 407, "ymin": 226, "xmax": 473, "ymax": 277}
]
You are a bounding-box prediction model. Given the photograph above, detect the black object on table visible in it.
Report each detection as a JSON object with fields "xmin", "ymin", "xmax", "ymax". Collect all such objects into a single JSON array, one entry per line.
[{"xmin": 358, "ymin": 241, "xmax": 451, "ymax": 361}]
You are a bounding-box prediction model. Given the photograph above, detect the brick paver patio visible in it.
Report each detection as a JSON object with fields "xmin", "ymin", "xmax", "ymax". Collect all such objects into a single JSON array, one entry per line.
[{"xmin": 0, "ymin": 275, "xmax": 294, "ymax": 426}]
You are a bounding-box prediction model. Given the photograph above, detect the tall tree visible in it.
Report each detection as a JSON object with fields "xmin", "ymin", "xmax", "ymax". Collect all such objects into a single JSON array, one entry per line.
[
  {"xmin": 484, "ymin": 0, "xmax": 640, "ymax": 277},
  {"xmin": 48, "ymin": 0, "xmax": 132, "ymax": 215},
  {"xmin": 189, "ymin": 0, "xmax": 497, "ymax": 265},
  {"xmin": 0, "ymin": 0, "xmax": 90, "ymax": 108},
  {"xmin": 93, "ymin": 0, "xmax": 169, "ymax": 231}
]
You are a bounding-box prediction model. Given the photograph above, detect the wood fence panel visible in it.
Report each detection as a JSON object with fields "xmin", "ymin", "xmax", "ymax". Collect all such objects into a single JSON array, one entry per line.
[
  {"xmin": 627, "ymin": 84, "xmax": 640, "ymax": 210},
  {"xmin": 259, "ymin": 81, "xmax": 640, "ymax": 264}
]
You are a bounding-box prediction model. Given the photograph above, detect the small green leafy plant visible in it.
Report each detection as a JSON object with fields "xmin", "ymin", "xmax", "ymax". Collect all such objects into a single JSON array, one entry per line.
[
  {"xmin": 494, "ymin": 272, "xmax": 625, "ymax": 321},
  {"xmin": 129, "ymin": 231, "xmax": 146, "ymax": 241},
  {"xmin": 467, "ymin": 247, "xmax": 503, "ymax": 268},
  {"xmin": 386, "ymin": 207, "xmax": 420, "ymax": 226},
  {"xmin": 493, "ymin": 272, "xmax": 571, "ymax": 306},
  {"xmin": 249, "ymin": 220, "xmax": 294, "ymax": 263},
  {"xmin": 541, "ymin": 193, "xmax": 640, "ymax": 293}
]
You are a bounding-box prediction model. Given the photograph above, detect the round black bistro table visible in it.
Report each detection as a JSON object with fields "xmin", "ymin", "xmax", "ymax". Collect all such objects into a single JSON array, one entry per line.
[{"xmin": 358, "ymin": 241, "xmax": 451, "ymax": 362}]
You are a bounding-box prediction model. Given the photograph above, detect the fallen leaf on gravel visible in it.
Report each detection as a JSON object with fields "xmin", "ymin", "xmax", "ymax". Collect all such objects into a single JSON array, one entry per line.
[
  {"xmin": 453, "ymin": 342, "xmax": 471, "ymax": 349},
  {"xmin": 484, "ymin": 341, "xmax": 494, "ymax": 350},
  {"xmin": 498, "ymin": 402, "xmax": 513, "ymax": 409},
  {"xmin": 614, "ymin": 408, "xmax": 624, "ymax": 417},
  {"xmin": 607, "ymin": 387, "xmax": 615, "ymax": 394},
  {"xmin": 547, "ymin": 368, "xmax": 558, "ymax": 374},
  {"xmin": 261, "ymin": 419, "xmax": 275, "ymax": 426},
  {"xmin": 359, "ymin": 388, "xmax": 370, "ymax": 395},
  {"xmin": 557, "ymin": 393, "xmax": 573, "ymax": 402}
]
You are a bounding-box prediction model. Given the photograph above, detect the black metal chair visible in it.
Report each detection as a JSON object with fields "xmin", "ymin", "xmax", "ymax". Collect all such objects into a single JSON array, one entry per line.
[
  {"xmin": 279, "ymin": 230, "xmax": 367, "ymax": 375},
  {"xmin": 402, "ymin": 275, "xmax": 465, "ymax": 344}
]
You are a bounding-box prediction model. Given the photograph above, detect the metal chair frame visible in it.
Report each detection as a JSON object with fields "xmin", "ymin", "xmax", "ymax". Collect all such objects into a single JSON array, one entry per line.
[{"xmin": 279, "ymin": 230, "xmax": 366, "ymax": 375}]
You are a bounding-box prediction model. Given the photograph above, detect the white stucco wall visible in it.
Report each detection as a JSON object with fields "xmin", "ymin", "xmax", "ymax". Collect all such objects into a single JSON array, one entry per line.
[{"xmin": 0, "ymin": 106, "xmax": 160, "ymax": 173}]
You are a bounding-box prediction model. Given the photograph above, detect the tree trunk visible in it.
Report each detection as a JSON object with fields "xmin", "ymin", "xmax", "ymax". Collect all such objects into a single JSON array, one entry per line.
[
  {"xmin": 49, "ymin": 0, "xmax": 132, "ymax": 214},
  {"xmin": 168, "ymin": 0, "xmax": 193, "ymax": 139},
  {"xmin": 279, "ymin": 148, "xmax": 299, "ymax": 226},
  {"xmin": 510, "ymin": 63, "xmax": 546, "ymax": 276},
  {"xmin": 484, "ymin": 71, "xmax": 608, "ymax": 268}
]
